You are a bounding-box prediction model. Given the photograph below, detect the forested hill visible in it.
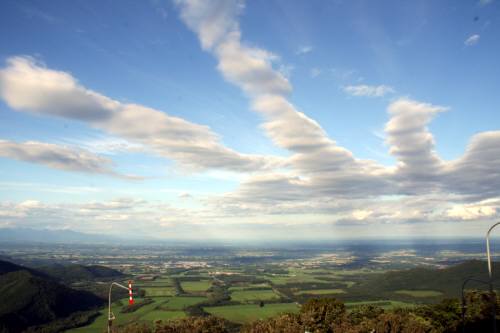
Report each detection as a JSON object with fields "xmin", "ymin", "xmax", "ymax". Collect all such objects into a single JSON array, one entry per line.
[
  {"xmin": 357, "ymin": 259, "xmax": 500, "ymax": 298},
  {"xmin": 0, "ymin": 260, "xmax": 104, "ymax": 333},
  {"xmin": 0, "ymin": 259, "xmax": 50, "ymax": 277},
  {"xmin": 38, "ymin": 263, "xmax": 124, "ymax": 283}
]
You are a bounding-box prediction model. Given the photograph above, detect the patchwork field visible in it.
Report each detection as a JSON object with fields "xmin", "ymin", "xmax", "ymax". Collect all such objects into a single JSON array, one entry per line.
[
  {"xmin": 67, "ymin": 266, "xmax": 425, "ymax": 332},
  {"xmin": 204, "ymin": 303, "xmax": 300, "ymax": 324}
]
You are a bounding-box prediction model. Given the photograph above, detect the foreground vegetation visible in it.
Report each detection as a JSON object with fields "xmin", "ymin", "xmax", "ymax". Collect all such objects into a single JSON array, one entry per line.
[{"xmin": 113, "ymin": 293, "xmax": 500, "ymax": 333}]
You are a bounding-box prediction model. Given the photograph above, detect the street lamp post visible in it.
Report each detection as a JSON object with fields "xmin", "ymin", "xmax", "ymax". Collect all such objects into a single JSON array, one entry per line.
[
  {"xmin": 486, "ymin": 222, "xmax": 500, "ymax": 333},
  {"xmin": 108, "ymin": 282, "xmax": 133, "ymax": 333}
]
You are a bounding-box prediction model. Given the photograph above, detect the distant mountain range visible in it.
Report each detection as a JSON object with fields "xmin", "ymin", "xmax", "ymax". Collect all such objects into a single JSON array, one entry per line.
[{"xmin": 0, "ymin": 227, "xmax": 123, "ymax": 244}]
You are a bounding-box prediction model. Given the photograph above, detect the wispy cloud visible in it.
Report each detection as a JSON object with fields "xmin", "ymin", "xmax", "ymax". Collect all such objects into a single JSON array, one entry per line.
[
  {"xmin": 343, "ymin": 84, "xmax": 395, "ymax": 97},
  {"xmin": 0, "ymin": 56, "xmax": 282, "ymax": 173},
  {"xmin": 464, "ymin": 34, "xmax": 480, "ymax": 46},
  {"xmin": 296, "ymin": 45, "xmax": 313, "ymax": 55},
  {"xmin": 310, "ymin": 67, "xmax": 321, "ymax": 78},
  {"xmin": 0, "ymin": 140, "xmax": 139, "ymax": 179}
]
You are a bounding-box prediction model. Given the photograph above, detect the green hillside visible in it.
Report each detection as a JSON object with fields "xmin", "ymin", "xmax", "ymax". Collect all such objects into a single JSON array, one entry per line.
[
  {"xmin": 39, "ymin": 264, "xmax": 124, "ymax": 283},
  {"xmin": 0, "ymin": 261, "xmax": 104, "ymax": 333},
  {"xmin": 354, "ymin": 260, "xmax": 500, "ymax": 300},
  {"xmin": 0, "ymin": 259, "xmax": 49, "ymax": 278}
]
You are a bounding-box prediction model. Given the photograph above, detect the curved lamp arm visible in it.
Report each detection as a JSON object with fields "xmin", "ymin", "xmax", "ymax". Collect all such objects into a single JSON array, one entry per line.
[
  {"xmin": 485, "ymin": 222, "xmax": 500, "ymax": 333},
  {"xmin": 108, "ymin": 282, "xmax": 129, "ymax": 333},
  {"xmin": 487, "ymin": 222, "xmax": 500, "ymax": 280}
]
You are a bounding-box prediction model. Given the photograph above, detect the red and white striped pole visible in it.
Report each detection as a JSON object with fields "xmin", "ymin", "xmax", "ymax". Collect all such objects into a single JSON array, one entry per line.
[{"xmin": 128, "ymin": 280, "xmax": 134, "ymax": 305}]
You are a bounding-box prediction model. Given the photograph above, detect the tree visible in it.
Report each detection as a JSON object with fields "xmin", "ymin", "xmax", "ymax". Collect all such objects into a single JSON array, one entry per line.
[
  {"xmin": 242, "ymin": 313, "xmax": 304, "ymax": 333},
  {"xmin": 300, "ymin": 297, "xmax": 347, "ymax": 332}
]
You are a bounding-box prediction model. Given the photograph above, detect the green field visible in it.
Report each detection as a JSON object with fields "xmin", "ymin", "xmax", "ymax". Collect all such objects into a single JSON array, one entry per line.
[
  {"xmin": 162, "ymin": 296, "xmax": 207, "ymax": 310},
  {"xmin": 204, "ymin": 303, "xmax": 300, "ymax": 324},
  {"xmin": 143, "ymin": 287, "xmax": 176, "ymax": 297},
  {"xmin": 181, "ymin": 280, "xmax": 212, "ymax": 293},
  {"xmin": 394, "ymin": 290, "xmax": 443, "ymax": 298},
  {"xmin": 341, "ymin": 281, "xmax": 356, "ymax": 288},
  {"xmin": 229, "ymin": 283, "xmax": 270, "ymax": 291},
  {"xmin": 345, "ymin": 300, "xmax": 416, "ymax": 310},
  {"xmin": 295, "ymin": 289, "xmax": 346, "ymax": 295},
  {"xmin": 265, "ymin": 269, "xmax": 326, "ymax": 285},
  {"xmin": 230, "ymin": 289, "xmax": 279, "ymax": 302}
]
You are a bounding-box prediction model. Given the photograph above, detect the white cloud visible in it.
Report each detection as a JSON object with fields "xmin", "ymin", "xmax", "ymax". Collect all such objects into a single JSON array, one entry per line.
[
  {"xmin": 0, "ymin": 56, "xmax": 282, "ymax": 173},
  {"xmin": 343, "ymin": 84, "xmax": 395, "ymax": 97},
  {"xmin": 444, "ymin": 131, "xmax": 500, "ymax": 199},
  {"xmin": 464, "ymin": 34, "xmax": 480, "ymax": 46},
  {"xmin": 0, "ymin": 140, "xmax": 138, "ymax": 179},
  {"xmin": 479, "ymin": 0, "xmax": 493, "ymax": 6},
  {"xmin": 447, "ymin": 199, "xmax": 498, "ymax": 220},
  {"xmin": 174, "ymin": 0, "xmax": 244, "ymax": 50},
  {"xmin": 385, "ymin": 98, "xmax": 446, "ymax": 183}
]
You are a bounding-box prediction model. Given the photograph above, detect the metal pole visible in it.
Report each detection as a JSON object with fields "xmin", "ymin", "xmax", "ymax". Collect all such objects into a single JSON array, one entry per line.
[
  {"xmin": 486, "ymin": 222, "xmax": 500, "ymax": 333},
  {"xmin": 107, "ymin": 282, "xmax": 130, "ymax": 333}
]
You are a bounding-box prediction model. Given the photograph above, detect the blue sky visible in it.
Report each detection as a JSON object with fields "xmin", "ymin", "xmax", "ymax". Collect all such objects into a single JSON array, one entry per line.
[{"xmin": 0, "ymin": 0, "xmax": 499, "ymax": 240}]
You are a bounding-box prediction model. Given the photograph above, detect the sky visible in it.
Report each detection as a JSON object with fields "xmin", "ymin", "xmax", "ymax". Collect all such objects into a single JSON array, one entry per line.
[{"xmin": 0, "ymin": 0, "xmax": 499, "ymax": 241}]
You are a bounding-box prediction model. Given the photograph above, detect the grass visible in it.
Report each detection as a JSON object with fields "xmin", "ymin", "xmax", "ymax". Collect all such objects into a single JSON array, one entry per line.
[
  {"xmin": 162, "ymin": 296, "xmax": 207, "ymax": 310},
  {"xmin": 295, "ymin": 289, "xmax": 346, "ymax": 295},
  {"xmin": 181, "ymin": 280, "xmax": 212, "ymax": 293},
  {"xmin": 394, "ymin": 290, "xmax": 443, "ymax": 298},
  {"xmin": 230, "ymin": 289, "xmax": 279, "ymax": 302},
  {"xmin": 204, "ymin": 303, "xmax": 300, "ymax": 324}
]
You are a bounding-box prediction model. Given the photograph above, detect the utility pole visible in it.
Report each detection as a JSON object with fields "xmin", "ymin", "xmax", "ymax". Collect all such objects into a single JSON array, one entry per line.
[
  {"xmin": 108, "ymin": 281, "xmax": 134, "ymax": 333},
  {"xmin": 486, "ymin": 222, "xmax": 500, "ymax": 333}
]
